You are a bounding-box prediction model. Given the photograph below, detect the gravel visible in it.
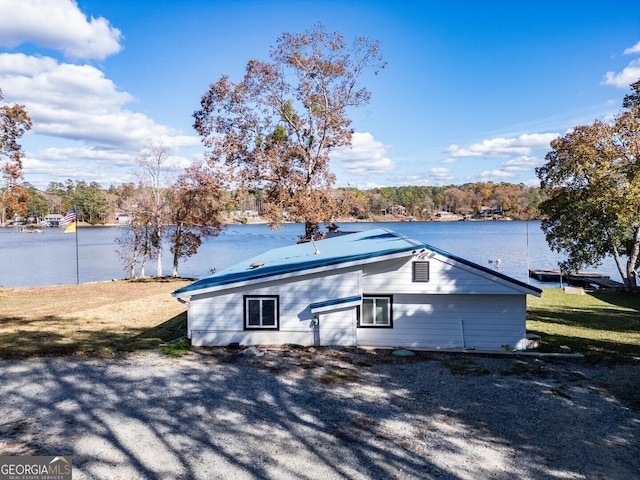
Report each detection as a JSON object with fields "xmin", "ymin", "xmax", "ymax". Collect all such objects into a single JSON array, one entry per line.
[{"xmin": 1, "ymin": 347, "xmax": 639, "ymax": 479}]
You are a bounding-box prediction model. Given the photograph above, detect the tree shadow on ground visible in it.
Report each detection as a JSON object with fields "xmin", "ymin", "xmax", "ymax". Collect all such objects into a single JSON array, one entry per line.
[
  {"xmin": 0, "ymin": 312, "xmax": 187, "ymax": 359},
  {"xmin": 1, "ymin": 349, "xmax": 639, "ymax": 479}
]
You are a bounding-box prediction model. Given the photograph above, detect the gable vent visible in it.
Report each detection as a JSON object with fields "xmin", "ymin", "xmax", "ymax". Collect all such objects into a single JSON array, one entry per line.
[{"xmin": 413, "ymin": 261, "xmax": 430, "ymax": 282}]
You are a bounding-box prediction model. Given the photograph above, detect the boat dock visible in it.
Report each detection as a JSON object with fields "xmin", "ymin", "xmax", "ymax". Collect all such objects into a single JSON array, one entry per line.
[{"xmin": 528, "ymin": 269, "xmax": 624, "ymax": 291}]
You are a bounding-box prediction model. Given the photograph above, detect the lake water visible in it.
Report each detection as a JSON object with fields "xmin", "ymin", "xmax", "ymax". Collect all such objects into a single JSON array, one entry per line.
[{"xmin": 0, "ymin": 221, "xmax": 621, "ymax": 288}]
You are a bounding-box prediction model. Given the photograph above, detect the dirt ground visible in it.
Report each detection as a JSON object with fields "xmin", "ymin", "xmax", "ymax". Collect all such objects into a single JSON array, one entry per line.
[{"xmin": 2, "ymin": 346, "xmax": 639, "ymax": 479}]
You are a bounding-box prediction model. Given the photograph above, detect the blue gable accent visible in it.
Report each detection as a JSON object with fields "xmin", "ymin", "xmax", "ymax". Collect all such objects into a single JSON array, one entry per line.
[
  {"xmin": 423, "ymin": 243, "xmax": 542, "ymax": 295},
  {"xmin": 309, "ymin": 295, "xmax": 362, "ymax": 312}
]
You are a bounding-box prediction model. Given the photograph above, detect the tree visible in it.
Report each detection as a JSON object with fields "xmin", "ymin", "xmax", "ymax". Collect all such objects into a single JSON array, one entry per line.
[
  {"xmin": 24, "ymin": 183, "xmax": 48, "ymax": 222},
  {"xmin": 1, "ymin": 184, "xmax": 29, "ymax": 223},
  {"xmin": 536, "ymin": 79, "xmax": 640, "ymax": 291},
  {"xmin": 75, "ymin": 181, "xmax": 109, "ymax": 225},
  {"xmin": 0, "ymin": 88, "xmax": 32, "ymax": 225},
  {"xmin": 134, "ymin": 142, "xmax": 174, "ymax": 277},
  {"xmin": 167, "ymin": 162, "xmax": 227, "ymax": 277},
  {"xmin": 115, "ymin": 213, "xmax": 155, "ymax": 280},
  {"xmin": 194, "ymin": 25, "xmax": 385, "ymax": 239}
]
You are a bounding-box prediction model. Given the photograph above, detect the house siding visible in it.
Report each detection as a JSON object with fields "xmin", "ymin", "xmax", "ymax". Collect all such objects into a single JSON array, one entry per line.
[
  {"xmin": 358, "ymin": 257, "xmax": 527, "ymax": 350},
  {"xmin": 363, "ymin": 256, "xmax": 527, "ymax": 295},
  {"xmin": 188, "ymin": 269, "xmax": 361, "ymax": 346},
  {"xmin": 356, "ymin": 294, "xmax": 526, "ymax": 351}
]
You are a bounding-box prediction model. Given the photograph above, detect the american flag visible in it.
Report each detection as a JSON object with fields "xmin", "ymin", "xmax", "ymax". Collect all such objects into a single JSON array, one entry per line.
[{"xmin": 61, "ymin": 206, "xmax": 76, "ymax": 225}]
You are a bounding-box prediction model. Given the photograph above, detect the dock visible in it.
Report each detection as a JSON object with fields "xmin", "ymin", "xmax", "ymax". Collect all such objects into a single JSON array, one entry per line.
[
  {"xmin": 528, "ymin": 269, "xmax": 607, "ymax": 282},
  {"xmin": 528, "ymin": 269, "xmax": 624, "ymax": 291}
]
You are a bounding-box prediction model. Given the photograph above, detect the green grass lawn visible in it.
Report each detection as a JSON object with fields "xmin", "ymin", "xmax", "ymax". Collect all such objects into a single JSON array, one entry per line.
[
  {"xmin": 527, "ymin": 288, "xmax": 640, "ymax": 362},
  {"xmin": 2, "ymin": 282, "xmax": 639, "ymax": 363}
]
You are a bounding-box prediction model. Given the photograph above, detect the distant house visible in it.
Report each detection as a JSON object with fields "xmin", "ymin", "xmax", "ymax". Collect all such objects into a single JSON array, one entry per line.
[
  {"xmin": 42, "ymin": 214, "xmax": 64, "ymax": 227},
  {"xmin": 476, "ymin": 206, "xmax": 504, "ymax": 218},
  {"xmin": 172, "ymin": 229, "xmax": 541, "ymax": 351},
  {"xmin": 116, "ymin": 213, "xmax": 131, "ymax": 224},
  {"xmin": 386, "ymin": 205, "xmax": 406, "ymax": 216}
]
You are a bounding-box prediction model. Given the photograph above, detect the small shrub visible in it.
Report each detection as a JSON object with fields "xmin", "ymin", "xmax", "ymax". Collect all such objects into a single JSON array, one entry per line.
[{"xmin": 159, "ymin": 338, "xmax": 192, "ymax": 356}]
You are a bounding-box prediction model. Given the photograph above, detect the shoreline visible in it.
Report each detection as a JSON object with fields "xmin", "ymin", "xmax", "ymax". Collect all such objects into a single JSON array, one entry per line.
[{"xmin": 1, "ymin": 213, "xmax": 525, "ymax": 229}]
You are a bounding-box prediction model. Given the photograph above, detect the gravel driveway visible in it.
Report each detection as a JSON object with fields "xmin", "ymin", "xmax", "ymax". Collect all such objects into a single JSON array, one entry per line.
[{"xmin": 1, "ymin": 347, "xmax": 639, "ymax": 479}]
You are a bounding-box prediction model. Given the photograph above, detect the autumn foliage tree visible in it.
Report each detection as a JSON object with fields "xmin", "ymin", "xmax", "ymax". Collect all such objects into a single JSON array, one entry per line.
[
  {"xmin": 167, "ymin": 162, "xmax": 227, "ymax": 277},
  {"xmin": 0, "ymin": 88, "xmax": 32, "ymax": 225},
  {"xmin": 537, "ymin": 79, "xmax": 640, "ymax": 291},
  {"xmin": 194, "ymin": 25, "xmax": 385, "ymax": 239}
]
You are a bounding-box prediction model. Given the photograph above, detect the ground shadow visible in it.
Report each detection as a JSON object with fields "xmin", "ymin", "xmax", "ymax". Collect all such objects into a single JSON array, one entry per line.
[
  {"xmin": 0, "ymin": 312, "xmax": 187, "ymax": 359},
  {"xmin": 1, "ymin": 349, "xmax": 639, "ymax": 479}
]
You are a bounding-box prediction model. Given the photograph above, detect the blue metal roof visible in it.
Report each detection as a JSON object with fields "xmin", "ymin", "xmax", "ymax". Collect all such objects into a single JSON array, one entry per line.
[
  {"xmin": 172, "ymin": 228, "xmax": 542, "ymax": 297},
  {"xmin": 173, "ymin": 229, "xmax": 420, "ymax": 296}
]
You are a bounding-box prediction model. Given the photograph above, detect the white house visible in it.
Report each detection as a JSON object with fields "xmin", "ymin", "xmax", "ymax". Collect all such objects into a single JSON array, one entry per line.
[
  {"xmin": 172, "ymin": 228, "xmax": 542, "ymax": 351},
  {"xmin": 42, "ymin": 214, "xmax": 64, "ymax": 227}
]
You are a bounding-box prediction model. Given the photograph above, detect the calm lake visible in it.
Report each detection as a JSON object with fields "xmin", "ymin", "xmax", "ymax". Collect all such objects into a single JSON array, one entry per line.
[{"xmin": 0, "ymin": 221, "xmax": 620, "ymax": 288}]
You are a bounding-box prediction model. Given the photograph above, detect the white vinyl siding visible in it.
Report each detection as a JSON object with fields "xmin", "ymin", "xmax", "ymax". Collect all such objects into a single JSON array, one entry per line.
[
  {"xmin": 356, "ymin": 294, "xmax": 526, "ymax": 351},
  {"xmin": 318, "ymin": 307, "xmax": 357, "ymax": 346},
  {"xmin": 363, "ymin": 256, "xmax": 529, "ymax": 295},
  {"xmin": 188, "ymin": 269, "xmax": 360, "ymax": 346}
]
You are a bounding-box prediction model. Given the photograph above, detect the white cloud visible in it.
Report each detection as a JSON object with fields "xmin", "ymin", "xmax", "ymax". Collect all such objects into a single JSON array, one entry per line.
[
  {"xmin": 603, "ymin": 58, "xmax": 640, "ymax": 89},
  {"xmin": 502, "ymin": 155, "xmax": 542, "ymax": 172},
  {"xmin": 444, "ymin": 132, "xmax": 558, "ymax": 159},
  {"xmin": 479, "ymin": 169, "xmax": 517, "ymax": 181},
  {"xmin": 624, "ymin": 41, "xmax": 640, "ymax": 55},
  {"xmin": 428, "ymin": 167, "xmax": 454, "ymax": 183},
  {"xmin": 0, "ymin": 0, "xmax": 123, "ymax": 60},
  {"xmin": 22, "ymin": 145, "xmax": 194, "ymax": 187},
  {"xmin": 331, "ymin": 132, "xmax": 395, "ymax": 174},
  {"xmin": 603, "ymin": 41, "xmax": 640, "ymax": 88},
  {"xmin": 462, "ymin": 156, "xmax": 543, "ymax": 184},
  {"xmin": 0, "ymin": 53, "xmax": 200, "ymax": 150}
]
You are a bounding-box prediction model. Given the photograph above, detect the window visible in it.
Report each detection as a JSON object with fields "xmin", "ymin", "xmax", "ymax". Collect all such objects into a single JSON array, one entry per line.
[
  {"xmin": 413, "ymin": 261, "xmax": 430, "ymax": 282},
  {"xmin": 244, "ymin": 296, "xmax": 279, "ymax": 330},
  {"xmin": 359, "ymin": 296, "xmax": 392, "ymax": 327}
]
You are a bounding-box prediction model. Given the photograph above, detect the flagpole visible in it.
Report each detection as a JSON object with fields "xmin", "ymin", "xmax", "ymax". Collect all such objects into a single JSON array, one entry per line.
[
  {"xmin": 74, "ymin": 204, "xmax": 79, "ymax": 285},
  {"xmin": 63, "ymin": 205, "xmax": 79, "ymax": 284}
]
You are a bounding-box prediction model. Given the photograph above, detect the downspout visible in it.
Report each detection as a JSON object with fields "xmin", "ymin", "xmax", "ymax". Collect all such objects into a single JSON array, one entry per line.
[
  {"xmin": 176, "ymin": 296, "xmax": 191, "ymax": 339},
  {"xmin": 459, "ymin": 319, "xmax": 465, "ymax": 349}
]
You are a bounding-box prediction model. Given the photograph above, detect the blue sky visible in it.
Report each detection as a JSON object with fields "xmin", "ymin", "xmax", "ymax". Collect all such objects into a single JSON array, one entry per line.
[{"xmin": 1, "ymin": 0, "xmax": 639, "ymax": 190}]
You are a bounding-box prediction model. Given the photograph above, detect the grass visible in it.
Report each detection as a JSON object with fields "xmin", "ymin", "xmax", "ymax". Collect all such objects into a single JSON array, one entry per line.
[
  {"xmin": 1, "ymin": 281, "xmax": 640, "ymax": 363},
  {"xmin": 159, "ymin": 338, "xmax": 192, "ymax": 357},
  {"xmin": 527, "ymin": 288, "xmax": 640, "ymax": 362},
  {"xmin": 0, "ymin": 278, "xmax": 191, "ymax": 359}
]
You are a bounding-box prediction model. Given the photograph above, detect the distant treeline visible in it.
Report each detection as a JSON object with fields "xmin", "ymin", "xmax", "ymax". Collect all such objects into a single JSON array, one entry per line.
[
  {"xmin": 17, "ymin": 180, "xmax": 543, "ymax": 225},
  {"xmin": 238, "ymin": 182, "xmax": 544, "ymax": 222}
]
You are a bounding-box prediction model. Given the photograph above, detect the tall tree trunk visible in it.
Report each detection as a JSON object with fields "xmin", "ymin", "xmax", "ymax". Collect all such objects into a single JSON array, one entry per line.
[
  {"xmin": 139, "ymin": 252, "xmax": 148, "ymax": 278},
  {"xmin": 156, "ymin": 250, "xmax": 162, "ymax": 277},
  {"xmin": 625, "ymin": 225, "xmax": 640, "ymax": 292}
]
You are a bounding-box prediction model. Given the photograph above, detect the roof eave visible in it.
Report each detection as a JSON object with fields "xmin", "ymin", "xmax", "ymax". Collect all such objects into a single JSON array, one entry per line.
[{"xmin": 172, "ymin": 249, "xmax": 417, "ymax": 299}]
